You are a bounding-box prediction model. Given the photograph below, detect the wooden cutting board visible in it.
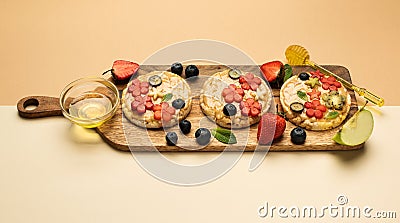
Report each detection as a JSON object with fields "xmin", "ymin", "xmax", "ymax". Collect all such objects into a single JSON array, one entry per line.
[{"xmin": 17, "ymin": 65, "xmax": 362, "ymax": 151}]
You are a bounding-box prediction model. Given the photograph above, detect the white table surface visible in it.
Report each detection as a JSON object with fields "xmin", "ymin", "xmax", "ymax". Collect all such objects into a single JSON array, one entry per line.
[{"xmin": 0, "ymin": 106, "xmax": 398, "ymax": 222}]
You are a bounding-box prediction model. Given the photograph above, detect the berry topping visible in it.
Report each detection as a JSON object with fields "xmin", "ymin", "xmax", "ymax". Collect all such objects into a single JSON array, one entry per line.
[
  {"xmin": 305, "ymin": 100, "xmax": 327, "ymax": 119},
  {"xmin": 171, "ymin": 62, "xmax": 183, "ymax": 76},
  {"xmin": 185, "ymin": 65, "xmax": 199, "ymax": 78},
  {"xmin": 172, "ymin": 99, "xmax": 185, "ymax": 109},
  {"xmin": 309, "ymin": 70, "xmax": 324, "ymax": 79},
  {"xmin": 299, "ymin": 72, "xmax": 310, "ymax": 81},
  {"xmin": 223, "ymin": 103, "xmax": 237, "ymax": 116}
]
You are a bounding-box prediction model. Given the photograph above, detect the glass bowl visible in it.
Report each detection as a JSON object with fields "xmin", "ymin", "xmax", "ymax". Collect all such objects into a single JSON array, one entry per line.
[{"xmin": 59, "ymin": 77, "xmax": 120, "ymax": 128}]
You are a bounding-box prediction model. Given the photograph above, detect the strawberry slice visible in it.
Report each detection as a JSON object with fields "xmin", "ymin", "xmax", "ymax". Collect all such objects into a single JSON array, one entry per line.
[
  {"xmin": 111, "ymin": 60, "xmax": 139, "ymax": 81},
  {"xmin": 260, "ymin": 61, "xmax": 283, "ymax": 83}
]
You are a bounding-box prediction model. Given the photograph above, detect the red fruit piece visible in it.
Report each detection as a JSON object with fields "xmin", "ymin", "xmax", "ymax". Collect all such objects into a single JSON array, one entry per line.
[
  {"xmin": 131, "ymin": 79, "xmax": 140, "ymax": 86},
  {"xmin": 257, "ymin": 113, "xmax": 286, "ymax": 144},
  {"xmin": 245, "ymin": 72, "xmax": 255, "ymax": 80},
  {"xmin": 252, "ymin": 101, "xmax": 261, "ymax": 110},
  {"xmin": 311, "ymin": 100, "xmax": 320, "ymax": 107},
  {"xmin": 225, "ymin": 94, "xmax": 234, "ymax": 103},
  {"xmin": 246, "ymin": 98, "xmax": 255, "ymax": 105},
  {"xmin": 153, "ymin": 104, "xmax": 162, "ymax": 111},
  {"xmin": 320, "ymin": 77, "xmax": 328, "ymax": 83},
  {"xmin": 162, "ymin": 112, "xmax": 172, "ymax": 122},
  {"xmin": 131, "ymin": 89, "xmax": 141, "ymax": 97},
  {"xmin": 306, "ymin": 109, "xmax": 315, "ymax": 117},
  {"xmin": 250, "ymin": 108, "xmax": 260, "ymax": 117},
  {"xmin": 154, "ymin": 110, "xmax": 162, "ymax": 120},
  {"xmin": 253, "ymin": 77, "xmax": 261, "ymax": 85},
  {"xmin": 260, "ymin": 61, "xmax": 283, "ymax": 83},
  {"xmin": 314, "ymin": 110, "xmax": 323, "ymax": 119},
  {"xmin": 136, "ymin": 104, "xmax": 146, "ymax": 114},
  {"xmin": 145, "ymin": 101, "xmax": 153, "ymax": 110},
  {"xmin": 229, "ymin": 84, "xmax": 237, "ymax": 90},
  {"xmin": 333, "ymin": 81, "xmax": 342, "ymax": 88},
  {"xmin": 131, "ymin": 101, "xmax": 140, "ymax": 111},
  {"xmin": 235, "ymin": 88, "xmax": 244, "ymax": 96},
  {"xmin": 250, "ymin": 83, "xmax": 258, "ymax": 91},
  {"xmin": 145, "ymin": 96, "xmax": 152, "ymax": 102},
  {"xmin": 166, "ymin": 107, "xmax": 175, "ymax": 115},
  {"xmin": 307, "ymin": 89, "xmax": 321, "ymax": 100},
  {"xmin": 329, "ymin": 85, "xmax": 337, "ymax": 91},
  {"xmin": 241, "ymin": 82, "xmax": 250, "ymax": 90},
  {"xmin": 322, "ymin": 83, "xmax": 330, "ymax": 90},
  {"xmin": 304, "ymin": 102, "xmax": 313, "ymax": 109},
  {"xmin": 140, "ymin": 87, "xmax": 149, "ymax": 94},
  {"xmin": 234, "ymin": 94, "xmax": 243, "ymax": 103},
  {"xmin": 241, "ymin": 107, "xmax": 250, "ymax": 116},
  {"xmin": 327, "ymin": 76, "xmax": 336, "ymax": 82},
  {"xmin": 316, "ymin": 105, "xmax": 327, "ymax": 112},
  {"xmin": 140, "ymin": 82, "xmax": 149, "ymax": 88},
  {"xmin": 222, "ymin": 88, "xmax": 232, "ymax": 97},
  {"xmin": 111, "ymin": 60, "xmax": 140, "ymax": 81},
  {"xmin": 239, "ymin": 76, "xmax": 247, "ymax": 84}
]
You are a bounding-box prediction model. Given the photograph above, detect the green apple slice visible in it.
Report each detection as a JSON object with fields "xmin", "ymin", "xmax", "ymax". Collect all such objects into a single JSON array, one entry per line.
[{"xmin": 332, "ymin": 109, "xmax": 374, "ymax": 146}]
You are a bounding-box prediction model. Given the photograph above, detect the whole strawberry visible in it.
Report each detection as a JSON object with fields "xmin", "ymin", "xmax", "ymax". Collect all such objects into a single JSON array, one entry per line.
[{"xmin": 257, "ymin": 113, "xmax": 286, "ymax": 144}]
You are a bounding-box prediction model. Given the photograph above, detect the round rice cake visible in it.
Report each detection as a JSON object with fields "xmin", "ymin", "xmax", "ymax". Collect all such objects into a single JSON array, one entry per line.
[
  {"xmin": 122, "ymin": 71, "xmax": 192, "ymax": 128},
  {"xmin": 280, "ymin": 70, "xmax": 351, "ymax": 131},
  {"xmin": 200, "ymin": 69, "xmax": 272, "ymax": 128}
]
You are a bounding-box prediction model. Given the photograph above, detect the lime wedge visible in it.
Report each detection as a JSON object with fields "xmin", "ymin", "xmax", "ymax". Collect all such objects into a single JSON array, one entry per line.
[{"xmin": 332, "ymin": 109, "xmax": 374, "ymax": 146}]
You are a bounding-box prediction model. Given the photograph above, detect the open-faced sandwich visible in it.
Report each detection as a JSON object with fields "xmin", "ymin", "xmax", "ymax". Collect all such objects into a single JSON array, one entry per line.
[
  {"xmin": 200, "ymin": 69, "xmax": 272, "ymax": 128},
  {"xmin": 122, "ymin": 71, "xmax": 192, "ymax": 128},
  {"xmin": 280, "ymin": 70, "xmax": 351, "ymax": 131}
]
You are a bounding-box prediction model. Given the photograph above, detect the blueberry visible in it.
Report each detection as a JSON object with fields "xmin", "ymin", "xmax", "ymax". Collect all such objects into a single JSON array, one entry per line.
[
  {"xmin": 171, "ymin": 62, "xmax": 183, "ymax": 76},
  {"xmin": 172, "ymin": 99, "xmax": 185, "ymax": 109},
  {"xmin": 299, "ymin": 72, "xmax": 310, "ymax": 81},
  {"xmin": 166, "ymin": 132, "xmax": 178, "ymax": 146},
  {"xmin": 179, "ymin": 120, "xmax": 191, "ymax": 134},
  {"xmin": 195, "ymin": 128, "xmax": 211, "ymax": 145},
  {"xmin": 185, "ymin": 65, "xmax": 199, "ymax": 78},
  {"xmin": 223, "ymin": 103, "xmax": 237, "ymax": 116},
  {"xmin": 290, "ymin": 127, "xmax": 307, "ymax": 144}
]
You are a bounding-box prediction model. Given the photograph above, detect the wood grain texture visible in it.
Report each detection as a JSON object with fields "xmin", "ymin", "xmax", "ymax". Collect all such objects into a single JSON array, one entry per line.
[
  {"xmin": 97, "ymin": 65, "xmax": 363, "ymax": 152},
  {"xmin": 17, "ymin": 96, "xmax": 62, "ymax": 118}
]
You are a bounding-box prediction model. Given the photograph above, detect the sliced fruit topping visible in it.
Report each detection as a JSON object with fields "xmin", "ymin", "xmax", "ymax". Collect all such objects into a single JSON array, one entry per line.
[
  {"xmin": 309, "ymin": 70, "xmax": 324, "ymax": 79},
  {"xmin": 305, "ymin": 77, "xmax": 321, "ymax": 88},
  {"xmin": 290, "ymin": 127, "xmax": 307, "ymax": 144},
  {"xmin": 171, "ymin": 62, "xmax": 183, "ymax": 76},
  {"xmin": 260, "ymin": 61, "xmax": 283, "ymax": 83},
  {"xmin": 131, "ymin": 95, "xmax": 153, "ymax": 115},
  {"xmin": 299, "ymin": 72, "xmax": 310, "ymax": 81},
  {"xmin": 223, "ymin": 103, "xmax": 237, "ymax": 116},
  {"xmin": 307, "ymin": 88, "xmax": 321, "ymax": 100},
  {"xmin": 228, "ymin": 69, "xmax": 241, "ymax": 79},
  {"xmin": 148, "ymin": 75, "xmax": 162, "ymax": 87},
  {"xmin": 222, "ymin": 84, "xmax": 243, "ymax": 103},
  {"xmin": 110, "ymin": 60, "xmax": 139, "ymax": 81},
  {"xmin": 166, "ymin": 132, "xmax": 178, "ymax": 146},
  {"xmin": 179, "ymin": 120, "xmax": 191, "ymax": 134},
  {"xmin": 290, "ymin": 102, "xmax": 304, "ymax": 113},
  {"xmin": 185, "ymin": 65, "xmax": 199, "ymax": 78},
  {"xmin": 240, "ymin": 98, "xmax": 261, "ymax": 117},
  {"xmin": 322, "ymin": 91, "xmax": 346, "ymax": 110},
  {"xmin": 321, "ymin": 76, "xmax": 341, "ymax": 90},
  {"xmin": 257, "ymin": 113, "xmax": 286, "ymax": 144},
  {"xmin": 332, "ymin": 108, "xmax": 374, "ymax": 146},
  {"xmin": 305, "ymin": 100, "xmax": 327, "ymax": 119},
  {"xmin": 195, "ymin": 128, "xmax": 211, "ymax": 145},
  {"xmin": 241, "ymin": 72, "xmax": 261, "ymax": 91},
  {"xmin": 172, "ymin": 98, "xmax": 185, "ymax": 109}
]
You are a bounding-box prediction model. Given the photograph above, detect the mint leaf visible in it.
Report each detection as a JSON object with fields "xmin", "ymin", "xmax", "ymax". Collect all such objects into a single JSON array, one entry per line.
[
  {"xmin": 211, "ymin": 128, "xmax": 237, "ymax": 144},
  {"xmin": 162, "ymin": 93, "xmax": 173, "ymax": 102},
  {"xmin": 297, "ymin": 91, "xmax": 308, "ymax": 101},
  {"xmin": 326, "ymin": 111, "xmax": 339, "ymax": 119},
  {"xmin": 283, "ymin": 64, "xmax": 293, "ymax": 83}
]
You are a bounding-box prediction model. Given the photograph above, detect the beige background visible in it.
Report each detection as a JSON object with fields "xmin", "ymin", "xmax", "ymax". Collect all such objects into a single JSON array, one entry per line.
[{"xmin": 0, "ymin": 0, "xmax": 399, "ymax": 105}]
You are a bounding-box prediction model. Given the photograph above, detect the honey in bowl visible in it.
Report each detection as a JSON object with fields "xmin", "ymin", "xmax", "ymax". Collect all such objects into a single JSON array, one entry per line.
[{"xmin": 60, "ymin": 77, "xmax": 120, "ymax": 128}]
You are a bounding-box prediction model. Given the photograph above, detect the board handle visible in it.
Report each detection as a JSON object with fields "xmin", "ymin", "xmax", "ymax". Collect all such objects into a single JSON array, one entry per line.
[{"xmin": 17, "ymin": 96, "xmax": 63, "ymax": 118}]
